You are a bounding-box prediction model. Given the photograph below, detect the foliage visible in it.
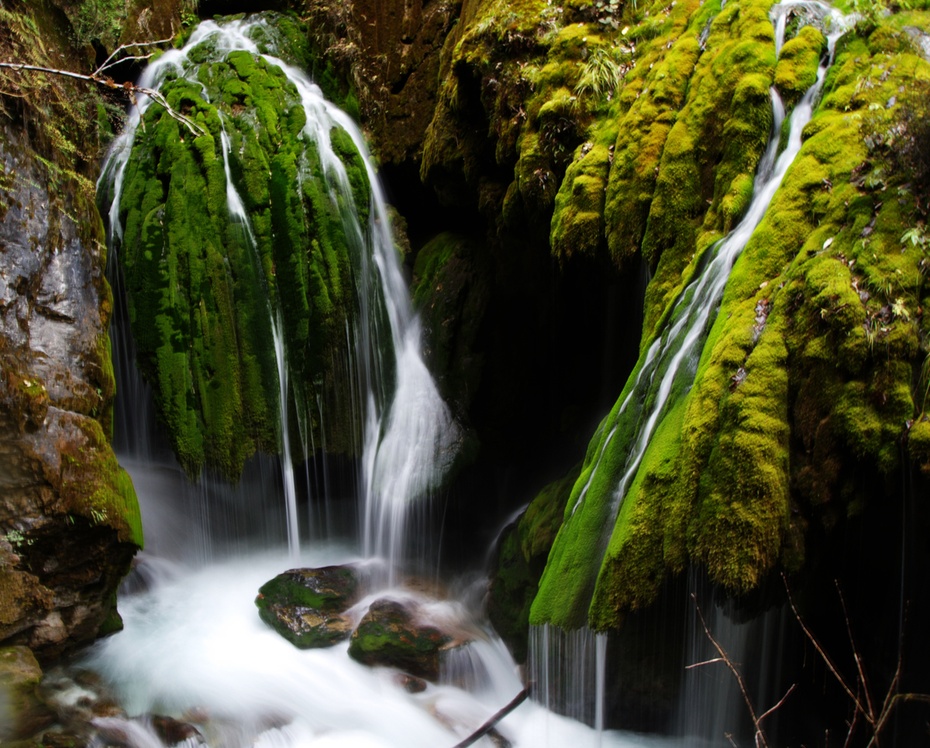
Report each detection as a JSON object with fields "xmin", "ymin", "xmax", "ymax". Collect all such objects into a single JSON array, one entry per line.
[
  {"xmin": 69, "ymin": 0, "xmax": 127, "ymax": 50},
  {"xmin": 574, "ymin": 45, "xmax": 630, "ymax": 101},
  {"xmin": 0, "ymin": 4, "xmax": 104, "ymax": 200}
]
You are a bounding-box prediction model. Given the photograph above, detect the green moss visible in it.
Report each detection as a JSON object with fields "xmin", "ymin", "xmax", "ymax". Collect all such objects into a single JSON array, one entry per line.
[
  {"xmin": 908, "ymin": 415, "xmax": 930, "ymax": 471},
  {"xmin": 59, "ymin": 417, "xmax": 143, "ymax": 548},
  {"xmin": 775, "ymin": 26, "xmax": 826, "ymax": 106},
  {"xmin": 114, "ymin": 16, "xmax": 366, "ymax": 477},
  {"xmin": 551, "ymin": 141, "xmax": 611, "ymax": 262},
  {"xmin": 532, "ymin": 9, "xmax": 930, "ymax": 631}
]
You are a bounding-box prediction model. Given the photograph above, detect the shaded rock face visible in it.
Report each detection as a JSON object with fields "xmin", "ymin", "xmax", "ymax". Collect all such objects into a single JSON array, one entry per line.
[
  {"xmin": 0, "ymin": 120, "xmax": 141, "ymax": 660},
  {"xmin": 255, "ymin": 566, "xmax": 360, "ymax": 648},
  {"xmin": 301, "ymin": 0, "xmax": 463, "ymax": 166},
  {"xmin": 348, "ymin": 597, "xmax": 453, "ymax": 681}
]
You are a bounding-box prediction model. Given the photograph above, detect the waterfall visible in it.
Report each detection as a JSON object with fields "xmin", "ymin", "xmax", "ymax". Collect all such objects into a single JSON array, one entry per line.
[
  {"xmin": 529, "ymin": 0, "xmax": 850, "ymax": 731},
  {"xmin": 98, "ymin": 17, "xmax": 459, "ymax": 568}
]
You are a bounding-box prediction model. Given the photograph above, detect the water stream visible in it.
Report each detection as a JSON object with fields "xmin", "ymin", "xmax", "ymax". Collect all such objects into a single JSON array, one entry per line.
[{"xmin": 80, "ymin": 3, "xmax": 855, "ymax": 745}]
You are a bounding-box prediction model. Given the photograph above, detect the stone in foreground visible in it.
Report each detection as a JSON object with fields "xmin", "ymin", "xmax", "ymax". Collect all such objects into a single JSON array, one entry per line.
[
  {"xmin": 347, "ymin": 598, "xmax": 452, "ymax": 681},
  {"xmin": 255, "ymin": 565, "xmax": 360, "ymax": 649}
]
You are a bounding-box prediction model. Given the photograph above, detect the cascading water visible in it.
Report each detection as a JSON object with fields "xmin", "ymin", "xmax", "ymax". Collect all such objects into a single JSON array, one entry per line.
[
  {"xmin": 81, "ymin": 14, "xmax": 677, "ymax": 748},
  {"xmin": 528, "ymin": 0, "xmax": 849, "ymax": 738}
]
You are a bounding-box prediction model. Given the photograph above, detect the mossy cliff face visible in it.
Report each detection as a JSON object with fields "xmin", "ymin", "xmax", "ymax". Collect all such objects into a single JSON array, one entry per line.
[
  {"xmin": 523, "ymin": 10, "xmax": 930, "ymax": 631},
  {"xmin": 108, "ymin": 16, "xmax": 372, "ymax": 477},
  {"xmin": 0, "ymin": 3, "xmax": 142, "ymax": 659}
]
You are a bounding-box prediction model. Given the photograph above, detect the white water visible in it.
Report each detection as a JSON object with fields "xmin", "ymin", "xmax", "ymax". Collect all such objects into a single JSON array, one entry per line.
[{"xmin": 84, "ymin": 547, "xmax": 679, "ymax": 748}]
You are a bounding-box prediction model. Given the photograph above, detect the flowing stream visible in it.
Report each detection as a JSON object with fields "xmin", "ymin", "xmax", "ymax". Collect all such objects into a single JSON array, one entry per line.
[{"xmin": 83, "ymin": 15, "xmax": 673, "ymax": 748}]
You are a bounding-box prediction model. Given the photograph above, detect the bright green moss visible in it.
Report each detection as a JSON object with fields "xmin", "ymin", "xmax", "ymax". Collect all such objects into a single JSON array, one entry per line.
[
  {"xmin": 602, "ymin": 2, "xmax": 703, "ymax": 268},
  {"xmin": 114, "ymin": 16, "xmax": 366, "ymax": 477},
  {"xmin": 60, "ymin": 417, "xmax": 143, "ymax": 548},
  {"xmin": 775, "ymin": 26, "xmax": 826, "ymax": 105},
  {"xmin": 532, "ymin": 9, "xmax": 930, "ymax": 631},
  {"xmin": 551, "ymin": 142, "xmax": 611, "ymax": 262}
]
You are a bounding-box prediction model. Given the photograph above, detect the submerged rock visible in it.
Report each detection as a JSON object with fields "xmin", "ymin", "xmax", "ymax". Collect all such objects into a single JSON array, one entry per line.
[
  {"xmin": 255, "ymin": 565, "xmax": 360, "ymax": 649},
  {"xmin": 347, "ymin": 597, "xmax": 454, "ymax": 681}
]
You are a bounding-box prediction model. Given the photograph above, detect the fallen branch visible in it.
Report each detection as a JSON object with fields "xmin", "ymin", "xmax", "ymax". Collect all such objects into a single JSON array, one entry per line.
[
  {"xmin": 452, "ymin": 688, "xmax": 528, "ymax": 748},
  {"xmin": 0, "ymin": 39, "xmax": 205, "ymax": 136}
]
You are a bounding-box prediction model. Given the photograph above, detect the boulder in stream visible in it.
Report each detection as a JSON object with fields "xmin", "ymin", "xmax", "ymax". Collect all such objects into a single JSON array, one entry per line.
[
  {"xmin": 347, "ymin": 598, "xmax": 454, "ymax": 681},
  {"xmin": 255, "ymin": 566, "xmax": 360, "ymax": 649}
]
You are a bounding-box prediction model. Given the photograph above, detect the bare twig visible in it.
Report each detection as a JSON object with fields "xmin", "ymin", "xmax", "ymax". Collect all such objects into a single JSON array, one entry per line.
[
  {"xmin": 782, "ymin": 576, "xmax": 872, "ymax": 724},
  {"xmin": 0, "ymin": 54, "xmax": 205, "ymax": 136},
  {"xmin": 836, "ymin": 581, "xmax": 876, "ymax": 723},
  {"xmin": 689, "ymin": 594, "xmax": 796, "ymax": 748}
]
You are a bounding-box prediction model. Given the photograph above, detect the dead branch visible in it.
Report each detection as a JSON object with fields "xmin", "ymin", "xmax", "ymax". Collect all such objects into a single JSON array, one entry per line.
[
  {"xmin": 94, "ymin": 38, "xmax": 173, "ymax": 78},
  {"xmin": 782, "ymin": 576, "xmax": 872, "ymax": 726},
  {"xmin": 690, "ymin": 593, "xmax": 796, "ymax": 748},
  {"xmin": 783, "ymin": 576, "xmax": 930, "ymax": 748},
  {"xmin": 0, "ymin": 51, "xmax": 205, "ymax": 136},
  {"xmin": 451, "ymin": 688, "xmax": 528, "ymax": 748}
]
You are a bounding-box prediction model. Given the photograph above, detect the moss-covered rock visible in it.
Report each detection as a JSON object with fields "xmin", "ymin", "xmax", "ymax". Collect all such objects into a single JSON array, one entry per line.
[
  {"xmin": 487, "ymin": 465, "xmax": 580, "ymax": 660},
  {"xmin": 531, "ymin": 8, "xmax": 930, "ymax": 631},
  {"xmin": 348, "ymin": 597, "xmax": 453, "ymax": 681},
  {"xmin": 109, "ymin": 16, "xmax": 371, "ymax": 478},
  {"xmin": 257, "ymin": 565, "xmax": 360, "ymax": 612}
]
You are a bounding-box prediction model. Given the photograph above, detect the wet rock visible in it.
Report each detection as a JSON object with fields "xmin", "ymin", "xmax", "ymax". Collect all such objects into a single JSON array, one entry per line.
[
  {"xmin": 0, "ymin": 645, "xmax": 54, "ymax": 741},
  {"xmin": 0, "ymin": 81, "xmax": 141, "ymax": 659},
  {"xmin": 255, "ymin": 566, "xmax": 360, "ymax": 649},
  {"xmin": 347, "ymin": 598, "xmax": 453, "ymax": 681},
  {"xmin": 150, "ymin": 713, "xmax": 206, "ymax": 746}
]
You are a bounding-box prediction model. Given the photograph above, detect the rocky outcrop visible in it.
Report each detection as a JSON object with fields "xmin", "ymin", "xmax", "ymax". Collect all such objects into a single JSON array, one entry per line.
[
  {"xmin": 299, "ymin": 0, "xmax": 463, "ymax": 166},
  {"xmin": 0, "ymin": 646, "xmax": 54, "ymax": 741},
  {"xmin": 0, "ymin": 5, "xmax": 142, "ymax": 660}
]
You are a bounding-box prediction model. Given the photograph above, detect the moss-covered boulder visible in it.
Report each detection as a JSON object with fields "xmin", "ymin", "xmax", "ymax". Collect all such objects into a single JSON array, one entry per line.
[
  {"xmin": 107, "ymin": 15, "xmax": 372, "ymax": 478},
  {"xmin": 255, "ymin": 565, "xmax": 360, "ymax": 648},
  {"xmin": 348, "ymin": 598, "xmax": 454, "ymax": 681}
]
